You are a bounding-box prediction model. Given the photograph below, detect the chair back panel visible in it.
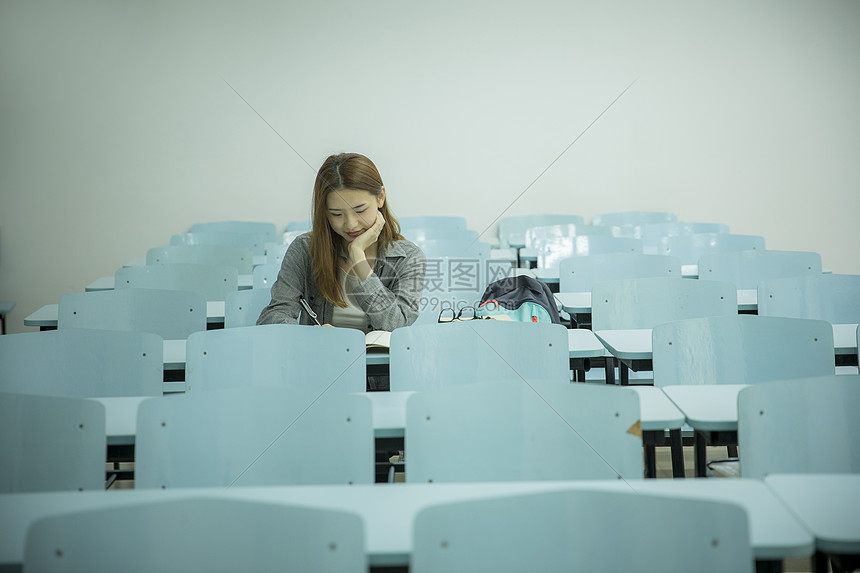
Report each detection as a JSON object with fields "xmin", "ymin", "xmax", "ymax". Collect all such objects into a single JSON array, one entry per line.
[
  {"xmin": 591, "ymin": 277, "xmax": 737, "ymax": 331},
  {"xmin": 653, "ymin": 315, "xmax": 835, "ymax": 387},
  {"xmin": 738, "ymin": 375, "xmax": 860, "ymax": 478},
  {"xmin": 0, "ymin": 392, "xmax": 105, "ymax": 492},
  {"xmin": 135, "ymin": 389, "xmax": 374, "ymax": 487}
]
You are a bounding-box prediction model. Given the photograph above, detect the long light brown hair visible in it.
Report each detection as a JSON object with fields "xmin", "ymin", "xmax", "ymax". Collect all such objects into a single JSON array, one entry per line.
[{"xmin": 310, "ymin": 153, "xmax": 404, "ymax": 306}]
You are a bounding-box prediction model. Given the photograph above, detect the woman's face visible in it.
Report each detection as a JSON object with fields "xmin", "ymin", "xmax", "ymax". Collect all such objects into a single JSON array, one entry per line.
[{"xmin": 325, "ymin": 188, "xmax": 384, "ymax": 243}]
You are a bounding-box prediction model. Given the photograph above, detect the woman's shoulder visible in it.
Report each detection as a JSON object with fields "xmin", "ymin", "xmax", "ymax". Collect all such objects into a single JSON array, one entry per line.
[
  {"xmin": 384, "ymin": 238, "xmax": 425, "ymax": 260},
  {"xmin": 283, "ymin": 232, "xmax": 313, "ymax": 262}
]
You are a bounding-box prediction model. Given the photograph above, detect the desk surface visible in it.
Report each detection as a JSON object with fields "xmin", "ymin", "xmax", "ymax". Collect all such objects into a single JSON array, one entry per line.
[
  {"xmin": 592, "ymin": 324, "xmax": 858, "ymax": 364},
  {"xmin": 24, "ymin": 301, "xmax": 227, "ymax": 327},
  {"xmin": 93, "ymin": 391, "xmax": 414, "ymax": 445},
  {"xmin": 86, "ymin": 275, "xmax": 254, "ymax": 292},
  {"xmin": 94, "ymin": 384, "xmax": 685, "ymax": 445},
  {"xmin": 556, "ymin": 289, "xmax": 758, "ymax": 314},
  {"xmin": 661, "ymin": 384, "xmax": 750, "ymax": 432},
  {"xmin": 593, "ymin": 329, "xmax": 653, "ymax": 361},
  {"xmin": 123, "ymin": 255, "xmax": 268, "ymax": 267},
  {"xmin": 0, "ymin": 479, "xmax": 813, "ymax": 568},
  {"xmin": 764, "ymin": 474, "xmax": 860, "ymax": 555}
]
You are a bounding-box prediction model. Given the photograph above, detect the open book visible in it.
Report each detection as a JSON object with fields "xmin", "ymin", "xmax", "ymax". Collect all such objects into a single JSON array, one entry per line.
[{"xmin": 365, "ymin": 330, "xmax": 391, "ymax": 350}]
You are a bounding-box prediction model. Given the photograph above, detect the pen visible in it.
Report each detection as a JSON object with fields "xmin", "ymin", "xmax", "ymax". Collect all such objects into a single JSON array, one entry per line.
[{"xmin": 299, "ymin": 297, "xmax": 321, "ymax": 326}]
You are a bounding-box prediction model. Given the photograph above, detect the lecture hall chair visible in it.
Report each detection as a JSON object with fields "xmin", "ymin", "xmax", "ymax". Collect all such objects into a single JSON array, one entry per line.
[
  {"xmin": 224, "ymin": 289, "xmax": 272, "ymax": 328},
  {"xmin": 412, "ymin": 489, "xmax": 753, "ymax": 573},
  {"xmin": 58, "ymin": 289, "xmax": 207, "ymax": 340},
  {"xmin": 534, "ymin": 235, "xmax": 643, "ymax": 271},
  {"xmin": 389, "ymin": 320, "xmax": 570, "ymax": 392},
  {"xmin": 184, "ymin": 324, "xmax": 366, "ymax": 393},
  {"xmin": 558, "ymin": 253, "xmax": 682, "ymax": 294},
  {"xmin": 697, "ymin": 249, "xmax": 822, "ymax": 290},
  {"xmin": 757, "ymin": 273, "xmax": 860, "ymax": 323},
  {"xmin": 402, "ymin": 228, "xmax": 479, "ymax": 244},
  {"xmin": 738, "ymin": 374, "xmax": 860, "ymax": 479},
  {"xmin": 0, "ymin": 392, "xmax": 105, "ymax": 493},
  {"xmin": 591, "ymin": 210, "xmax": 678, "ymax": 228},
  {"xmin": 134, "ymin": 388, "xmax": 374, "ymax": 488},
  {"xmin": 252, "ymin": 262, "xmax": 280, "ymax": 290},
  {"xmin": 24, "ymin": 498, "xmax": 365, "ymax": 572},
  {"xmin": 660, "ymin": 233, "xmax": 765, "ymax": 266},
  {"xmin": 416, "ymin": 238, "xmax": 491, "ymax": 260},
  {"xmin": 591, "ymin": 276, "xmax": 737, "ymax": 332},
  {"xmin": 421, "ymin": 255, "xmax": 516, "ymax": 299},
  {"xmin": 653, "ymin": 314, "xmax": 837, "ymax": 476},
  {"xmin": 399, "ymin": 215, "xmax": 468, "ymax": 229},
  {"xmin": 497, "ymin": 214, "xmax": 585, "ymax": 248},
  {"xmin": 635, "ymin": 221, "xmax": 730, "ymax": 251},
  {"xmin": 189, "ymin": 220, "xmax": 277, "ymax": 242},
  {"xmin": 115, "ymin": 263, "xmax": 238, "ymax": 301},
  {"xmin": 146, "ymin": 245, "xmax": 254, "ymax": 274},
  {"xmin": 405, "ymin": 381, "xmax": 644, "ymax": 482},
  {"xmin": 171, "ymin": 231, "xmax": 269, "ymax": 256},
  {"xmin": 0, "ymin": 328, "xmax": 162, "ymax": 397}
]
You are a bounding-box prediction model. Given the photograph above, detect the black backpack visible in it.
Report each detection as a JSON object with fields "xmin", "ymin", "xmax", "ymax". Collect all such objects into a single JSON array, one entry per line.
[{"xmin": 476, "ymin": 275, "xmax": 561, "ymax": 324}]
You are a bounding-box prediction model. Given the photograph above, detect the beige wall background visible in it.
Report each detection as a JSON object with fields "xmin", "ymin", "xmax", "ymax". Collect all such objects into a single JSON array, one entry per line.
[{"xmin": 1, "ymin": 0, "xmax": 858, "ymax": 334}]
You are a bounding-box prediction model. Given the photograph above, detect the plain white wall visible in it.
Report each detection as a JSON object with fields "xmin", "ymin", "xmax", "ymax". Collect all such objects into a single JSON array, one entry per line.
[{"xmin": 1, "ymin": 0, "xmax": 858, "ymax": 333}]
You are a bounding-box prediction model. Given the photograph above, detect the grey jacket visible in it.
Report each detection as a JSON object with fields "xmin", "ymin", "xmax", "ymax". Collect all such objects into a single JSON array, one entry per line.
[{"xmin": 256, "ymin": 233, "xmax": 426, "ymax": 333}]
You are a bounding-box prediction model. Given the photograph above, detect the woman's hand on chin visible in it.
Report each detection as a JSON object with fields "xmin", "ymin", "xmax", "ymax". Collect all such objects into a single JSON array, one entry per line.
[{"xmin": 348, "ymin": 212, "xmax": 385, "ymax": 258}]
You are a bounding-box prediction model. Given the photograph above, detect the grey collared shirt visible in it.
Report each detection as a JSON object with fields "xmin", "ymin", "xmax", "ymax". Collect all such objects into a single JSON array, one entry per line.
[{"xmin": 256, "ymin": 233, "xmax": 426, "ymax": 332}]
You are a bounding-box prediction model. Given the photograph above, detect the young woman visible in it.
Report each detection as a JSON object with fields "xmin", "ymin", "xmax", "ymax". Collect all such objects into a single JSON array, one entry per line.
[{"xmin": 257, "ymin": 153, "xmax": 425, "ymax": 334}]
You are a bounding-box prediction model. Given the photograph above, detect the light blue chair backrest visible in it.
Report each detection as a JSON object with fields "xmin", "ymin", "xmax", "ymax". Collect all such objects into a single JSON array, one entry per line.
[
  {"xmin": 697, "ymin": 249, "xmax": 822, "ymax": 290},
  {"xmin": 185, "ymin": 324, "xmax": 365, "ymax": 393},
  {"xmin": 189, "ymin": 221, "xmax": 277, "ymax": 242},
  {"xmin": 757, "ymin": 273, "xmax": 860, "ymax": 323},
  {"xmin": 0, "ymin": 392, "xmax": 105, "ymax": 492},
  {"xmin": 59, "ymin": 289, "xmax": 207, "ymax": 340},
  {"xmin": 399, "ymin": 215, "xmax": 468, "ymax": 229},
  {"xmin": 266, "ymin": 243, "xmax": 289, "ymax": 264},
  {"xmin": 170, "ymin": 232, "xmax": 268, "ymax": 256},
  {"xmin": 282, "ymin": 230, "xmax": 305, "ymax": 247},
  {"xmin": 412, "ymin": 489, "xmax": 752, "ymax": 572},
  {"xmin": 252, "ymin": 263, "xmax": 280, "ymax": 289},
  {"xmin": 591, "ymin": 211, "xmax": 678, "ymax": 227},
  {"xmin": 558, "ymin": 253, "xmax": 682, "ymax": 293},
  {"xmin": 738, "ymin": 375, "xmax": 860, "ymax": 479},
  {"xmin": 652, "ymin": 315, "xmax": 835, "ymax": 387},
  {"xmin": 413, "ymin": 290, "xmax": 485, "ymax": 325},
  {"xmin": 115, "ymin": 263, "xmax": 238, "ymax": 301},
  {"xmin": 286, "ymin": 220, "xmax": 312, "ymax": 232},
  {"xmin": 403, "ymin": 228, "xmax": 479, "ymax": 244},
  {"xmin": 661, "ymin": 233, "xmax": 766, "ymax": 266},
  {"xmin": 146, "ymin": 245, "xmax": 254, "ymax": 274},
  {"xmin": 524, "ymin": 223, "xmax": 616, "ymax": 248},
  {"xmin": 0, "ymin": 329, "xmax": 163, "ymax": 397},
  {"xmin": 405, "ymin": 382, "xmax": 643, "ymax": 482},
  {"xmin": 637, "ymin": 222, "xmax": 730, "ymax": 249},
  {"xmin": 536, "ymin": 236, "xmax": 643, "ymax": 270},
  {"xmin": 389, "ymin": 321, "xmax": 570, "ymax": 391},
  {"xmin": 498, "ymin": 214, "xmax": 586, "ymax": 248},
  {"xmin": 417, "ymin": 239, "xmax": 491, "ymax": 259},
  {"xmin": 422, "ymin": 256, "xmax": 515, "ymax": 296},
  {"xmin": 135, "ymin": 388, "xmax": 374, "ymax": 487},
  {"xmin": 591, "ymin": 277, "xmax": 737, "ymax": 331},
  {"xmin": 224, "ymin": 289, "xmax": 272, "ymax": 328},
  {"xmin": 24, "ymin": 498, "xmax": 366, "ymax": 572}
]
